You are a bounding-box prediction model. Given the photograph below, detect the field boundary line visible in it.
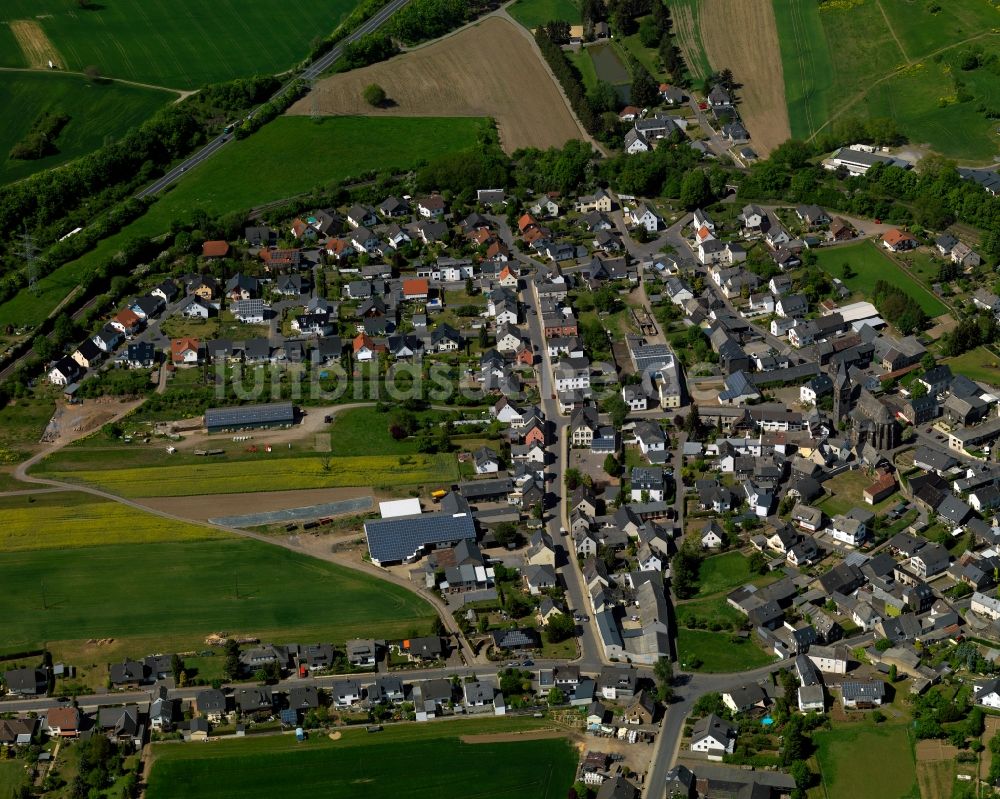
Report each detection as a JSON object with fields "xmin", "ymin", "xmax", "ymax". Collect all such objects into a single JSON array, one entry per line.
[
  {"xmin": 0, "ymin": 66, "xmax": 190, "ymax": 99},
  {"xmin": 809, "ymin": 29, "xmax": 1000, "ymax": 141},
  {"xmin": 876, "ymin": 0, "xmax": 910, "ymax": 64}
]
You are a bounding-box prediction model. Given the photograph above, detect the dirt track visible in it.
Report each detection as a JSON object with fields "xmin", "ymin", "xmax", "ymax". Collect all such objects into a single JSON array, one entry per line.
[
  {"xmin": 460, "ymin": 730, "xmax": 571, "ymax": 744},
  {"xmin": 288, "ymin": 16, "xmax": 590, "ymax": 153},
  {"xmin": 698, "ymin": 0, "xmax": 791, "ymax": 155},
  {"xmin": 135, "ymin": 486, "xmax": 375, "ymax": 521}
]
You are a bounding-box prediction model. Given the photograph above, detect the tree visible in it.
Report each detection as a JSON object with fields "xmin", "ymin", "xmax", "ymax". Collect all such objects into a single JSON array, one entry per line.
[
  {"xmin": 171, "ymin": 654, "xmax": 184, "ymax": 683},
  {"xmin": 603, "ymin": 453, "xmax": 622, "ymax": 477},
  {"xmin": 679, "ymin": 170, "xmax": 711, "ymax": 210},
  {"xmin": 602, "ymin": 392, "xmax": 629, "ymax": 428},
  {"xmin": 653, "ymin": 656, "xmax": 674, "ymax": 701},
  {"xmin": 548, "ymin": 685, "xmax": 566, "ymax": 705},
  {"xmin": 841, "ymin": 262, "xmax": 855, "ymax": 279},
  {"xmin": 223, "ymin": 639, "xmax": 241, "ymax": 681},
  {"xmin": 84, "ymin": 65, "xmax": 102, "ymax": 81},
  {"xmin": 547, "ymin": 612, "xmax": 577, "ymax": 643},
  {"xmin": 494, "ymin": 522, "xmax": 519, "ymax": 548},
  {"xmin": 363, "ymin": 83, "xmax": 387, "ymax": 106},
  {"xmin": 684, "ymin": 402, "xmax": 702, "ymax": 438}
]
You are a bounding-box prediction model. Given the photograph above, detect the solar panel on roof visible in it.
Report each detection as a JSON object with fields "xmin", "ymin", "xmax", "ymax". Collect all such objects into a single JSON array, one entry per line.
[
  {"xmin": 204, "ymin": 402, "xmax": 295, "ymax": 428},
  {"xmin": 364, "ymin": 512, "xmax": 476, "ymax": 564}
]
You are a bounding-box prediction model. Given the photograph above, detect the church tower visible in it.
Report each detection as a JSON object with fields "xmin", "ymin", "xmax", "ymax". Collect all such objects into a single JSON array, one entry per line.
[{"xmin": 833, "ymin": 363, "xmax": 851, "ymax": 424}]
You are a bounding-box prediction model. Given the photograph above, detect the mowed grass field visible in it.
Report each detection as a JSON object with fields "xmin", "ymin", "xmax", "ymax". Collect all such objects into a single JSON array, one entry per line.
[
  {"xmin": 0, "ymin": 0, "xmax": 362, "ymax": 88},
  {"xmin": 39, "ymin": 453, "xmax": 460, "ymax": 497},
  {"xmin": 0, "ymin": 492, "xmax": 227, "ymax": 551},
  {"xmin": 0, "ymin": 116, "xmax": 483, "ymax": 328},
  {"xmin": 676, "ymin": 628, "xmax": 774, "ymax": 673},
  {"xmin": 0, "ymin": 538, "xmax": 436, "ymax": 653},
  {"xmin": 146, "ymin": 723, "xmax": 577, "ymax": 799},
  {"xmin": 508, "ymin": 0, "xmax": 581, "ymax": 29},
  {"xmin": 814, "ymin": 723, "xmax": 919, "ymax": 799},
  {"xmin": 771, "ymin": 0, "xmax": 1000, "ymax": 160},
  {"xmin": 668, "ymin": 0, "xmax": 712, "ymax": 81},
  {"xmin": 0, "ymin": 71, "xmax": 172, "ymax": 185},
  {"xmin": 695, "ymin": 551, "xmax": 776, "ymax": 598},
  {"xmin": 945, "ymin": 346, "xmax": 1000, "ymax": 387},
  {"xmin": 814, "ymin": 240, "xmax": 948, "ymax": 317}
]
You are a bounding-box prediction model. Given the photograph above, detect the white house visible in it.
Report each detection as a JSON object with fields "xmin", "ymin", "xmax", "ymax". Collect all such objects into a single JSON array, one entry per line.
[
  {"xmin": 829, "ymin": 514, "xmax": 866, "ymax": 546},
  {"xmin": 807, "ymin": 645, "xmax": 849, "ymax": 675},
  {"xmin": 629, "ymin": 204, "xmax": 660, "ymax": 233},
  {"xmin": 971, "ymin": 592, "xmax": 1000, "ymax": 621},
  {"xmin": 974, "ymin": 680, "xmax": 1000, "ymax": 709},
  {"xmin": 690, "ymin": 714, "xmax": 736, "ymax": 760}
]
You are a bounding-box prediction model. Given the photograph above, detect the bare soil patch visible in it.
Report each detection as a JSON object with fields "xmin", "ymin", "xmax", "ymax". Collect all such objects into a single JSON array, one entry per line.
[
  {"xmin": 916, "ymin": 739, "xmax": 959, "ymax": 762},
  {"xmin": 697, "ymin": 0, "xmax": 790, "ymax": 155},
  {"xmin": 289, "ymin": 16, "xmax": 589, "ymax": 153},
  {"xmin": 10, "ymin": 20, "xmax": 62, "ymax": 69},
  {"xmin": 460, "ymin": 730, "xmax": 568, "ymax": 744},
  {"xmin": 135, "ymin": 486, "xmax": 374, "ymax": 521}
]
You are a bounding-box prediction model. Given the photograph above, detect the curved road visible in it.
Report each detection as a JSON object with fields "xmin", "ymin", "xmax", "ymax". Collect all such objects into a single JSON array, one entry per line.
[
  {"xmin": 12, "ymin": 400, "xmax": 479, "ymax": 665},
  {"xmin": 135, "ymin": 0, "xmax": 413, "ymax": 199}
]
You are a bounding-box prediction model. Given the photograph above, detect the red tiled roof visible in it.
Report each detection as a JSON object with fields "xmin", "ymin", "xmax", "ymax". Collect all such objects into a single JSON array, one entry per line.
[
  {"xmin": 202, "ymin": 240, "xmax": 230, "ymax": 258},
  {"xmin": 402, "ymin": 278, "xmax": 429, "ymax": 297},
  {"xmin": 883, "ymin": 229, "xmax": 916, "ymax": 246}
]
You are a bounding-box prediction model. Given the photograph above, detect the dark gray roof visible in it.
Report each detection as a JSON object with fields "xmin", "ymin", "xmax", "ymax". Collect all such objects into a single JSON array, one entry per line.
[
  {"xmin": 204, "ymin": 402, "xmax": 294, "ymax": 428},
  {"xmin": 364, "ymin": 512, "xmax": 476, "ymax": 564}
]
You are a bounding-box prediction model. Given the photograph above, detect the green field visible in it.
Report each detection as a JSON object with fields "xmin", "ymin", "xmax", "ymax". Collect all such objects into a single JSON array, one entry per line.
[
  {"xmin": 695, "ymin": 551, "xmax": 775, "ymax": 598},
  {"xmin": 40, "ymin": 452, "xmax": 460, "ymax": 497},
  {"xmin": 676, "ymin": 627, "xmax": 774, "ymax": 673},
  {"xmin": 0, "ymin": 537, "xmax": 436, "ymax": 653},
  {"xmin": 508, "ymin": 0, "xmax": 581, "ymax": 29},
  {"xmin": 0, "ymin": 492, "xmax": 227, "ymax": 551},
  {"xmin": 146, "ymin": 722, "xmax": 576, "ymax": 799},
  {"xmin": 772, "ymin": 0, "xmax": 1000, "ymax": 160},
  {"xmin": 568, "ymin": 49, "xmax": 599, "ymax": 94},
  {"xmin": 327, "ymin": 406, "xmax": 445, "ymax": 456},
  {"xmin": 674, "ymin": 596, "xmax": 745, "ymax": 630},
  {"xmin": 0, "ymin": 762, "xmax": 29, "ymax": 799},
  {"xmin": 0, "ymin": 71, "xmax": 172, "ymax": 185},
  {"xmin": 772, "ymin": 0, "xmax": 833, "ymax": 140},
  {"xmin": 814, "ymin": 240, "xmax": 948, "ymax": 318},
  {"xmin": 0, "ymin": 0, "xmax": 362, "ymax": 89},
  {"xmin": 815, "ymin": 469, "xmax": 897, "ymax": 517},
  {"xmin": 665, "ymin": 0, "xmax": 711, "ymax": 81},
  {"xmin": 944, "ymin": 346, "xmax": 1000, "ymax": 386},
  {"xmin": 814, "ymin": 723, "xmax": 918, "ymax": 799}
]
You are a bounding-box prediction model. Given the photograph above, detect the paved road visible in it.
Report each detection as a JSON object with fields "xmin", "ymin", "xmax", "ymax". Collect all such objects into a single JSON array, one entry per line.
[{"xmin": 135, "ymin": 0, "xmax": 413, "ymax": 199}]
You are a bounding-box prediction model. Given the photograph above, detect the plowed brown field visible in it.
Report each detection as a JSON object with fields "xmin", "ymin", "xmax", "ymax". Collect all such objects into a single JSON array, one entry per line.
[
  {"xmin": 288, "ymin": 16, "xmax": 590, "ymax": 153},
  {"xmin": 698, "ymin": 0, "xmax": 790, "ymax": 155}
]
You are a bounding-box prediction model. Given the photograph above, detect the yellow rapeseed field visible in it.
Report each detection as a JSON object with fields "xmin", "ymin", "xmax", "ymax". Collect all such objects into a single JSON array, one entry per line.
[{"xmin": 0, "ymin": 495, "xmax": 226, "ymax": 551}]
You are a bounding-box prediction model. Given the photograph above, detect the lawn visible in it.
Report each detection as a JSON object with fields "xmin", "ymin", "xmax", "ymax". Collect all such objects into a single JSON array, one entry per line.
[
  {"xmin": 9, "ymin": 115, "xmax": 485, "ymax": 326},
  {"xmin": 676, "ymin": 627, "xmax": 774, "ymax": 673},
  {"xmin": 813, "ymin": 722, "xmax": 918, "ymax": 799},
  {"xmin": 945, "ymin": 346, "xmax": 1000, "ymax": 386},
  {"xmin": 0, "ymin": 492, "xmax": 227, "ymax": 552},
  {"xmin": 508, "ymin": 0, "xmax": 581, "ymax": 29},
  {"xmin": 674, "ymin": 596, "xmax": 745, "ymax": 630},
  {"xmin": 146, "ymin": 721, "xmax": 576, "ymax": 799},
  {"xmin": 567, "ymin": 49, "xmax": 599, "ymax": 94},
  {"xmin": 695, "ymin": 551, "xmax": 774, "ymax": 598},
  {"xmin": 771, "ymin": 0, "xmax": 1000, "ymax": 161},
  {"xmin": 328, "ymin": 406, "xmax": 446, "ymax": 456},
  {"xmin": 0, "ymin": 0, "xmax": 363, "ymax": 89},
  {"xmin": 0, "ymin": 762, "xmax": 29, "ymax": 799},
  {"xmin": 0, "ymin": 537, "xmax": 436, "ymax": 654},
  {"xmin": 814, "ymin": 241, "xmax": 948, "ymax": 318},
  {"xmin": 816, "ymin": 469, "xmax": 897, "ymax": 517},
  {"xmin": 40, "ymin": 453, "xmax": 460, "ymax": 497},
  {"xmin": 0, "ymin": 71, "xmax": 172, "ymax": 185}
]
